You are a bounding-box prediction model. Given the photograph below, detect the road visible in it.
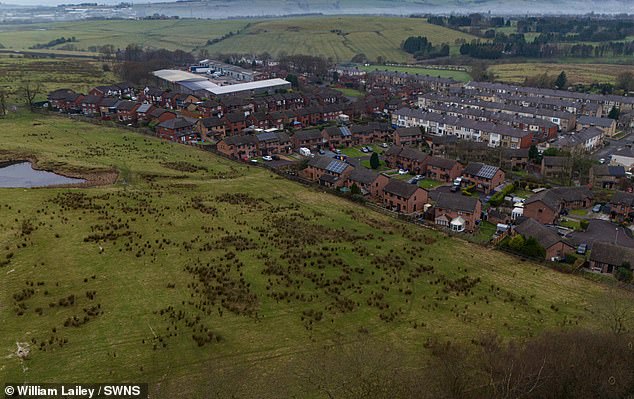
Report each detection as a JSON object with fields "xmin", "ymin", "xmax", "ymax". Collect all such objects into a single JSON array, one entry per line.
[{"xmin": 593, "ymin": 132, "xmax": 633, "ymax": 162}]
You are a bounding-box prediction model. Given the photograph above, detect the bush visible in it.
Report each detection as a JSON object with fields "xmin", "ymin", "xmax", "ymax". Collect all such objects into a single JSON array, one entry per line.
[
  {"xmin": 489, "ymin": 183, "xmax": 516, "ymax": 207},
  {"xmin": 615, "ymin": 266, "xmax": 633, "ymax": 282},
  {"xmin": 579, "ymin": 220, "xmax": 589, "ymax": 231}
]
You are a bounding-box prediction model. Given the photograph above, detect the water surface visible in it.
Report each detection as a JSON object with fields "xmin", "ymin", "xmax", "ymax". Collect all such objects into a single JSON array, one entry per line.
[{"xmin": 0, "ymin": 162, "xmax": 85, "ymax": 188}]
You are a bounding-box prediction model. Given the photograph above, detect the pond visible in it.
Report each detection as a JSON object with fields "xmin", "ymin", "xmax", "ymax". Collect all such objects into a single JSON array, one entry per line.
[{"xmin": 0, "ymin": 161, "xmax": 86, "ymax": 188}]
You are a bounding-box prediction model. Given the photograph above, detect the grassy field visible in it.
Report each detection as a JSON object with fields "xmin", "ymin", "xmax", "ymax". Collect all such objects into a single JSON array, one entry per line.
[
  {"xmin": 0, "ymin": 17, "xmax": 476, "ymax": 63},
  {"xmin": 360, "ymin": 64, "xmax": 472, "ymax": 81},
  {"xmin": 489, "ymin": 62, "xmax": 634, "ymax": 85},
  {"xmin": 0, "ymin": 19, "xmax": 248, "ymax": 52},
  {"xmin": 0, "ymin": 111, "xmax": 629, "ymax": 395},
  {"xmin": 0, "ymin": 54, "xmax": 117, "ymax": 102},
  {"xmin": 204, "ymin": 16, "xmax": 477, "ymax": 63}
]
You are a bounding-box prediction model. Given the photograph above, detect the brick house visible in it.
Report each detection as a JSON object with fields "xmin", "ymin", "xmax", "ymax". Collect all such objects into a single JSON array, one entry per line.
[
  {"xmin": 98, "ymin": 97, "xmax": 118, "ymax": 118},
  {"xmin": 609, "ymin": 191, "xmax": 634, "ymax": 221},
  {"xmin": 198, "ymin": 117, "xmax": 227, "ymax": 141},
  {"xmin": 255, "ymin": 131, "xmax": 292, "ymax": 156},
  {"xmin": 514, "ymin": 218, "xmax": 575, "ymax": 260},
  {"xmin": 322, "ymin": 125, "xmax": 354, "ymax": 148},
  {"xmin": 426, "ymin": 156, "xmax": 462, "ymax": 183},
  {"xmin": 224, "ymin": 112, "xmax": 250, "ymax": 134},
  {"xmin": 589, "ymin": 241, "xmax": 634, "ymax": 274},
  {"xmin": 292, "ymin": 129, "xmax": 325, "ymax": 150},
  {"xmin": 217, "ymin": 135, "xmax": 258, "ymax": 159},
  {"xmin": 48, "ymin": 89, "xmax": 77, "ymax": 111},
  {"xmin": 461, "ymin": 163, "xmax": 505, "ymax": 194},
  {"xmin": 345, "ymin": 168, "xmax": 390, "ymax": 197},
  {"xmin": 394, "ymin": 127, "xmax": 423, "ymax": 146},
  {"xmin": 589, "ymin": 165, "xmax": 626, "ymax": 190},
  {"xmin": 541, "ymin": 156, "xmax": 571, "ymax": 180},
  {"xmin": 156, "ymin": 117, "xmax": 198, "ymax": 141},
  {"xmin": 115, "ymin": 100, "xmax": 140, "ymax": 122},
  {"xmin": 303, "ymin": 156, "xmax": 353, "ymax": 188},
  {"xmin": 350, "ymin": 122, "xmax": 393, "ymax": 145},
  {"xmin": 576, "ymin": 116, "xmax": 617, "ymax": 137},
  {"xmin": 382, "ymin": 179, "xmax": 428, "ymax": 214},
  {"xmin": 149, "ymin": 108, "xmax": 177, "ymax": 124},
  {"xmin": 523, "ymin": 187, "xmax": 594, "ymax": 224},
  {"xmin": 80, "ymin": 95, "xmax": 102, "ymax": 116},
  {"xmin": 384, "ymin": 146, "xmax": 428, "ymax": 174},
  {"xmin": 433, "ymin": 192, "xmax": 482, "ymax": 233},
  {"xmin": 502, "ymin": 148, "xmax": 530, "ymax": 171},
  {"xmin": 135, "ymin": 103, "xmax": 155, "ymax": 120}
]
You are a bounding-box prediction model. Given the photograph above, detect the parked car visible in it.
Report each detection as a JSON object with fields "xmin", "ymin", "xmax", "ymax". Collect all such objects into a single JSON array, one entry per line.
[
  {"xmin": 592, "ymin": 204, "xmax": 602, "ymax": 213},
  {"xmin": 599, "ymin": 158, "xmax": 606, "ymax": 164},
  {"xmin": 398, "ymin": 169, "xmax": 408, "ymax": 175},
  {"xmin": 415, "ymin": 175, "xmax": 423, "ymax": 180},
  {"xmin": 361, "ymin": 147, "xmax": 369, "ymax": 153},
  {"xmin": 577, "ymin": 243, "xmax": 588, "ymax": 255},
  {"xmin": 318, "ymin": 149, "xmax": 326, "ymax": 155},
  {"xmin": 335, "ymin": 149, "xmax": 342, "ymax": 155},
  {"xmin": 250, "ymin": 159, "xmax": 258, "ymax": 164},
  {"xmin": 381, "ymin": 143, "xmax": 389, "ymax": 148},
  {"xmin": 262, "ymin": 155, "xmax": 273, "ymax": 161},
  {"xmin": 366, "ymin": 145, "xmax": 373, "ymax": 152}
]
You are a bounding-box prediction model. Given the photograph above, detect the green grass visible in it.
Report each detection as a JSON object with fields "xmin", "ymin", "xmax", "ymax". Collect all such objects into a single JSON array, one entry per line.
[
  {"xmin": 417, "ymin": 178, "xmax": 446, "ymax": 190},
  {"xmin": 559, "ymin": 218, "xmax": 582, "ymax": 231},
  {"xmin": 0, "ymin": 111, "xmax": 627, "ymax": 395},
  {"xmin": 332, "ymin": 87, "xmax": 365, "ymax": 98},
  {"xmin": 468, "ymin": 221, "xmax": 497, "ymax": 244},
  {"xmin": 359, "ymin": 64, "xmax": 472, "ymax": 82},
  {"xmin": 569, "ymin": 208, "xmax": 589, "ymax": 217},
  {"xmin": 489, "ymin": 62, "xmax": 634, "ymax": 85}
]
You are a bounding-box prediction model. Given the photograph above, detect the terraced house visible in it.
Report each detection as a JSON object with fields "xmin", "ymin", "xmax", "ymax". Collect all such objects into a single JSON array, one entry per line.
[{"xmin": 303, "ymin": 156, "xmax": 353, "ymax": 188}]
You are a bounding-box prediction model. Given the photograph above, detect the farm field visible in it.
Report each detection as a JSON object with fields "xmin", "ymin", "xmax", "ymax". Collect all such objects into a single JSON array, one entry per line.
[
  {"xmin": 0, "ymin": 112, "xmax": 629, "ymax": 396},
  {"xmin": 489, "ymin": 62, "xmax": 634, "ymax": 85},
  {"xmin": 203, "ymin": 16, "xmax": 477, "ymax": 63},
  {"xmin": 360, "ymin": 64, "xmax": 472, "ymax": 81},
  {"xmin": 0, "ymin": 17, "xmax": 476, "ymax": 63},
  {"xmin": 0, "ymin": 54, "xmax": 117, "ymax": 102}
]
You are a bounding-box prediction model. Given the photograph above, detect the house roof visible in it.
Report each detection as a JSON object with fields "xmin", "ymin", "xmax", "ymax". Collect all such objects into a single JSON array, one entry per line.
[
  {"xmin": 592, "ymin": 164, "xmax": 626, "ymax": 177},
  {"xmin": 308, "ymin": 156, "xmax": 351, "ymax": 174},
  {"xmin": 149, "ymin": 107, "xmax": 169, "ymax": 118},
  {"xmin": 383, "ymin": 179, "xmax": 423, "ymax": 198},
  {"xmin": 590, "ymin": 241, "xmax": 634, "ymax": 267},
  {"xmin": 463, "ymin": 163, "xmax": 500, "ymax": 179},
  {"xmin": 294, "ymin": 129, "xmax": 323, "ymax": 141},
  {"xmin": 542, "ymin": 156, "xmax": 569, "ymax": 167},
  {"xmin": 515, "ymin": 218, "xmax": 569, "ymax": 250},
  {"xmin": 81, "ymin": 95, "xmax": 102, "ymax": 105},
  {"xmin": 427, "ymin": 156, "xmax": 458, "ymax": 170},
  {"xmin": 611, "ymin": 191, "xmax": 634, "ymax": 207},
  {"xmin": 222, "ymin": 135, "xmax": 257, "ymax": 146},
  {"xmin": 435, "ymin": 192, "xmax": 479, "ymax": 213},
  {"xmin": 136, "ymin": 103, "xmax": 153, "ymax": 113},
  {"xmin": 116, "ymin": 100, "xmax": 138, "ymax": 111},
  {"xmin": 48, "ymin": 88, "xmax": 75, "ymax": 100},
  {"xmin": 525, "ymin": 186, "xmax": 594, "ymax": 211},
  {"xmin": 99, "ymin": 97, "xmax": 118, "ymax": 107},
  {"xmin": 158, "ymin": 117, "xmax": 196, "ymax": 130},
  {"xmin": 347, "ymin": 168, "xmax": 381, "ymax": 185},
  {"xmin": 395, "ymin": 127, "xmax": 422, "ymax": 137},
  {"xmin": 201, "ymin": 116, "xmax": 224, "ymax": 128},
  {"xmin": 578, "ymin": 116, "xmax": 615, "ymax": 128}
]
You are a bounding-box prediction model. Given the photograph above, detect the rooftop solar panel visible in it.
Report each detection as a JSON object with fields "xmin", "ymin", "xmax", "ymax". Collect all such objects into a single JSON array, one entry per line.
[
  {"xmin": 326, "ymin": 160, "xmax": 348, "ymax": 174},
  {"xmin": 340, "ymin": 126, "xmax": 352, "ymax": 137},
  {"xmin": 477, "ymin": 165, "xmax": 499, "ymax": 179}
]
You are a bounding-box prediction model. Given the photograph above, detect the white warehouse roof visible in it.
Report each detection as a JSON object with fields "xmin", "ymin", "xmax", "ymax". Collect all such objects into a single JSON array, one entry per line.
[
  {"xmin": 206, "ymin": 79, "xmax": 290, "ymax": 95},
  {"xmin": 153, "ymin": 69, "xmax": 207, "ymax": 83}
]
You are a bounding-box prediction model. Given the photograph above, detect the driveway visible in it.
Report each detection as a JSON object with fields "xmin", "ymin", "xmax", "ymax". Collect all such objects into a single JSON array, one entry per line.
[{"xmin": 567, "ymin": 219, "xmax": 634, "ymax": 249}]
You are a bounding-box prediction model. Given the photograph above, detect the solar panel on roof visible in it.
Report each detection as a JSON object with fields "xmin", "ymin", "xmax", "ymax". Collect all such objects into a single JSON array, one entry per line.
[
  {"xmin": 477, "ymin": 165, "xmax": 499, "ymax": 179},
  {"xmin": 326, "ymin": 160, "xmax": 347, "ymax": 174},
  {"xmin": 340, "ymin": 126, "xmax": 352, "ymax": 137}
]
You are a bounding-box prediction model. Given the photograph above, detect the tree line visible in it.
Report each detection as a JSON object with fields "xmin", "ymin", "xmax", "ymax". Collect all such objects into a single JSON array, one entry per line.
[{"xmin": 401, "ymin": 36, "xmax": 450, "ymax": 60}]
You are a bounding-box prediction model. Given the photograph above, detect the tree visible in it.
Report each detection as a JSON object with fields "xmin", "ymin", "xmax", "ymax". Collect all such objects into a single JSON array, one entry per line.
[
  {"xmin": 528, "ymin": 144, "xmax": 539, "ymax": 161},
  {"xmin": 332, "ymin": 71, "xmax": 339, "ymax": 83},
  {"xmin": 616, "ymin": 71, "xmax": 634, "ymax": 92},
  {"xmin": 596, "ymin": 289, "xmax": 634, "ymax": 335},
  {"xmin": 350, "ymin": 183, "xmax": 361, "ymax": 195},
  {"xmin": 508, "ymin": 234, "xmax": 525, "ymax": 251},
  {"xmin": 370, "ymin": 152, "xmax": 380, "ymax": 169},
  {"xmin": 286, "ymin": 74, "xmax": 299, "ymax": 88},
  {"xmin": 350, "ymin": 53, "xmax": 367, "ymax": 63},
  {"xmin": 608, "ymin": 106, "xmax": 621, "ymax": 120},
  {"xmin": 19, "ymin": 80, "xmax": 42, "ymax": 111},
  {"xmin": 615, "ymin": 263, "xmax": 633, "ymax": 282},
  {"xmin": 554, "ymin": 71, "xmax": 567, "ymax": 89}
]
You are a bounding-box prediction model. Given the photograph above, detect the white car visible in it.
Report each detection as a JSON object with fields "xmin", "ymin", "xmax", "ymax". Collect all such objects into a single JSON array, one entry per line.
[
  {"xmin": 262, "ymin": 156, "xmax": 273, "ymax": 161},
  {"xmin": 398, "ymin": 169, "xmax": 408, "ymax": 175}
]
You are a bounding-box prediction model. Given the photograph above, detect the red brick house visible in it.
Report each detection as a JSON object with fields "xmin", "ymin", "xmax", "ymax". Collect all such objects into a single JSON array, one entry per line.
[
  {"xmin": 350, "ymin": 122, "xmax": 393, "ymax": 145},
  {"xmin": 461, "ymin": 163, "xmax": 505, "ymax": 194},
  {"xmin": 98, "ymin": 97, "xmax": 118, "ymax": 118},
  {"xmin": 523, "ymin": 186, "xmax": 594, "ymax": 224},
  {"xmin": 135, "ymin": 103, "xmax": 155, "ymax": 120},
  {"xmin": 514, "ymin": 218, "xmax": 575, "ymax": 260},
  {"xmin": 224, "ymin": 112, "xmax": 250, "ymax": 134},
  {"xmin": 217, "ymin": 135, "xmax": 258, "ymax": 159},
  {"xmin": 433, "ymin": 192, "xmax": 482, "ymax": 233},
  {"xmin": 80, "ymin": 95, "xmax": 102, "ymax": 116},
  {"xmin": 303, "ymin": 156, "xmax": 353, "ymax": 188},
  {"xmin": 292, "ymin": 129, "xmax": 325, "ymax": 150},
  {"xmin": 48, "ymin": 89, "xmax": 77, "ymax": 111},
  {"xmin": 156, "ymin": 117, "xmax": 197, "ymax": 141},
  {"xmin": 394, "ymin": 127, "xmax": 423, "ymax": 146},
  {"xmin": 149, "ymin": 108, "xmax": 177, "ymax": 124},
  {"xmin": 382, "ymin": 179, "xmax": 428, "ymax": 214},
  {"xmin": 609, "ymin": 191, "xmax": 634, "ymax": 221},
  {"xmin": 426, "ymin": 157, "xmax": 462, "ymax": 183},
  {"xmin": 384, "ymin": 146, "xmax": 428, "ymax": 174},
  {"xmin": 322, "ymin": 126, "xmax": 354, "ymax": 148},
  {"xmin": 345, "ymin": 168, "xmax": 390, "ymax": 197},
  {"xmin": 198, "ymin": 117, "xmax": 227, "ymax": 141},
  {"xmin": 255, "ymin": 131, "xmax": 292, "ymax": 155},
  {"xmin": 589, "ymin": 241, "xmax": 634, "ymax": 274},
  {"xmin": 115, "ymin": 100, "xmax": 140, "ymax": 122}
]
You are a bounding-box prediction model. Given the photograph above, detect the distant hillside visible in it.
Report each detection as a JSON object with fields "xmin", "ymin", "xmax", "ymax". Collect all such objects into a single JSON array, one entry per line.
[{"xmin": 128, "ymin": 0, "xmax": 634, "ymax": 18}]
